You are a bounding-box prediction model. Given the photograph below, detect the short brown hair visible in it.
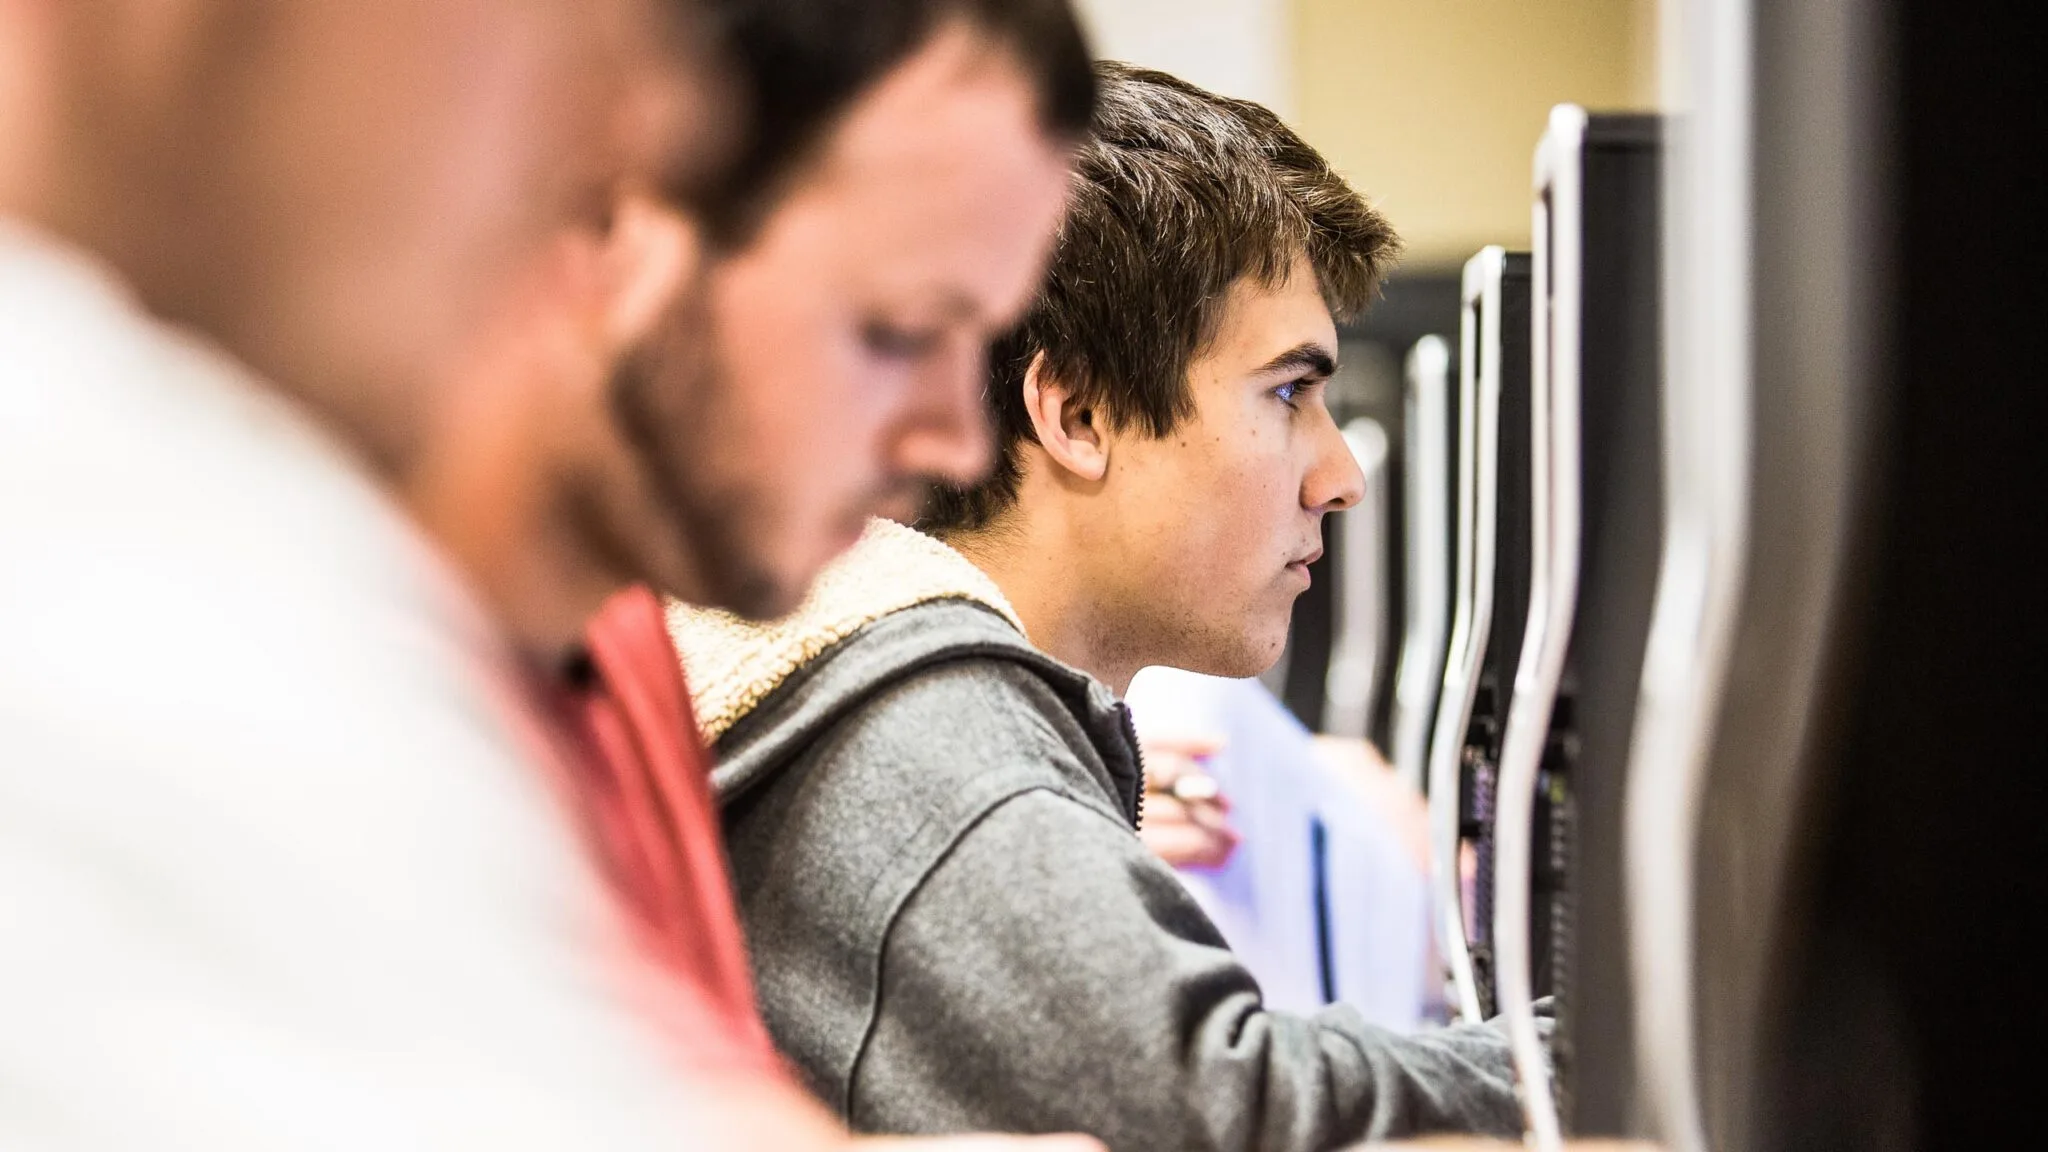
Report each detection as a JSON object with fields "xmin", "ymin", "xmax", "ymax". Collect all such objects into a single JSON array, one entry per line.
[
  {"xmin": 699, "ymin": 0, "xmax": 1096, "ymax": 244},
  {"xmin": 921, "ymin": 61, "xmax": 1400, "ymax": 533}
]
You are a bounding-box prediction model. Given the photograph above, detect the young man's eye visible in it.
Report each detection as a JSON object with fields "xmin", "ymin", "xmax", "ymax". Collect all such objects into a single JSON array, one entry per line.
[
  {"xmin": 1273, "ymin": 376, "xmax": 1325, "ymax": 408},
  {"xmin": 861, "ymin": 321, "xmax": 942, "ymax": 361}
]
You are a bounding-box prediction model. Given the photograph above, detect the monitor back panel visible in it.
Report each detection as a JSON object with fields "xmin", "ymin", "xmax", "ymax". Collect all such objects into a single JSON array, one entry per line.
[{"xmin": 1548, "ymin": 113, "xmax": 1663, "ymax": 1135}]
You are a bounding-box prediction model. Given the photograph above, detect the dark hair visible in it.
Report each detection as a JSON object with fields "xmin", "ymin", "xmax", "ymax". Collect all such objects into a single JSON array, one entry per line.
[
  {"xmin": 920, "ymin": 61, "xmax": 1401, "ymax": 534},
  {"xmin": 698, "ymin": 0, "xmax": 1096, "ymax": 243}
]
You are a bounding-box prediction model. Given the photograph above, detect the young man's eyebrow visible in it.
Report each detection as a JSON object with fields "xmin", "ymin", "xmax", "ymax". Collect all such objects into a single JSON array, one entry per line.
[{"xmin": 1251, "ymin": 342, "xmax": 1338, "ymax": 379}]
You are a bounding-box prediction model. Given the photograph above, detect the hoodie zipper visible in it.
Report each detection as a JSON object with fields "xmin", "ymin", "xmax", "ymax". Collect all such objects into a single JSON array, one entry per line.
[{"xmin": 1115, "ymin": 702, "xmax": 1146, "ymax": 831}]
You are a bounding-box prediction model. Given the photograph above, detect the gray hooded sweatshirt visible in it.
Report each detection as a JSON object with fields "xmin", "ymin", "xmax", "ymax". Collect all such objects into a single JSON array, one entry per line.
[{"xmin": 669, "ymin": 520, "xmax": 1527, "ymax": 1150}]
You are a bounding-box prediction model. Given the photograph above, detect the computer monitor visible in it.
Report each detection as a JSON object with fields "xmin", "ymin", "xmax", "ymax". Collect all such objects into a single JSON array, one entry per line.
[
  {"xmin": 1426, "ymin": 246, "xmax": 1525, "ymax": 1024},
  {"xmin": 1388, "ymin": 336, "xmax": 1454, "ymax": 796},
  {"xmin": 1493, "ymin": 105, "xmax": 1662, "ymax": 1143},
  {"xmin": 1622, "ymin": 0, "xmax": 2029, "ymax": 1148},
  {"xmin": 1462, "ymin": 251, "xmax": 1536, "ymax": 1021},
  {"xmin": 1323, "ymin": 418, "xmax": 1392, "ymax": 740}
]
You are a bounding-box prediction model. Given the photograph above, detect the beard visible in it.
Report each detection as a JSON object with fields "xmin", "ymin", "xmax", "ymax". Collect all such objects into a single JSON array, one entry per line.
[
  {"xmin": 604, "ymin": 295, "xmax": 793, "ymax": 621},
  {"xmin": 600, "ymin": 284, "xmax": 945, "ymax": 623}
]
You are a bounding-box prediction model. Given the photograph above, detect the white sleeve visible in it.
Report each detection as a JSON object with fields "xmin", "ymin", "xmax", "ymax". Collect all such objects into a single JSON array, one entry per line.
[{"xmin": 0, "ymin": 272, "xmax": 737, "ymax": 1148}]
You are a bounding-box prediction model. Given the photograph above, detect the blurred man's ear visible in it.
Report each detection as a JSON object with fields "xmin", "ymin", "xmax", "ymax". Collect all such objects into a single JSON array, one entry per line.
[
  {"xmin": 1021, "ymin": 351, "xmax": 1109, "ymax": 483},
  {"xmin": 600, "ymin": 188, "xmax": 700, "ymax": 348}
]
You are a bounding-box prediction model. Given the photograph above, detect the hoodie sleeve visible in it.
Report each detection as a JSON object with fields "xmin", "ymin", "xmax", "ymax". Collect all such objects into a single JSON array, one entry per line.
[{"xmin": 850, "ymin": 787, "xmax": 1527, "ymax": 1151}]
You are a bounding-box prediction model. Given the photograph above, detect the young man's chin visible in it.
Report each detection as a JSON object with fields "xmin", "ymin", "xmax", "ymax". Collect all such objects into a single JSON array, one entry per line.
[
  {"xmin": 1174, "ymin": 625, "xmax": 1292, "ymax": 683},
  {"xmin": 1242, "ymin": 607, "xmax": 1303, "ymax": 678}
]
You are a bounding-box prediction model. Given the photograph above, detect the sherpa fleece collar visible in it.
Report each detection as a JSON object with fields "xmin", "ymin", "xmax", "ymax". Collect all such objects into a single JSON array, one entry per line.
[{"xmin": 666, "ymin": 518, "xmax": 1026, "ymax": 744}]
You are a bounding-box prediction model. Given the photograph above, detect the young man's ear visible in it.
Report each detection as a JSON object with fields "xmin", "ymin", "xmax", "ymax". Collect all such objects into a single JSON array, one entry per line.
[
  {"xmin": 1021, "ymin": 351, "xmax": 1110, "ymax": 483},
  {"xmin": 599, "ymin": 187, "xmax": 701, "ymax": 348}
]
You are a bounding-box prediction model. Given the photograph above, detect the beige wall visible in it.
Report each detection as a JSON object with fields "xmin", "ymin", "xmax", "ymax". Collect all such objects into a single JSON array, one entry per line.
[
  {"xmin": 1293, "ymin": 0, "xmax": 1658, "ymax": 270},
  {"xmin": 1074, "ymin": 0, "xmax": 1295, "ymax": 116}
]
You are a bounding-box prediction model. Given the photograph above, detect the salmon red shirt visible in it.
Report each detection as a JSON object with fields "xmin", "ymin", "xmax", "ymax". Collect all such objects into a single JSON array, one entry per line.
[{"xmin": 556, "ymin": 586, "xmax": 782, "ymax": 1078}]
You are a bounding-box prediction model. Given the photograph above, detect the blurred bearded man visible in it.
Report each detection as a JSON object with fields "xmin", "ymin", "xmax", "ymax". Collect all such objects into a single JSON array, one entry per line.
[
  {"xmin": 577, "ymin": 0, "xmax": 1095, "ymax": 625},
  {"xmin": 542, "ymin": 0, "xmax": 1090, "ymax": 1126}
]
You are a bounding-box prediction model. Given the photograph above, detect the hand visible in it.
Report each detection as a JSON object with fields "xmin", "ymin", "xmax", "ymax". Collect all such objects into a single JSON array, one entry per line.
[{"xmin": 1138, "ymin": 735, "xmax": 1240, "ymax": 870}]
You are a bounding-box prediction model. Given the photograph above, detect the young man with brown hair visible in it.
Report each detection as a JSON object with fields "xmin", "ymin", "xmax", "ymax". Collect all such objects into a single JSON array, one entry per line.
[{"xmin": 668, "ymin": 62, "xmax": 1528, "ymax": 1150}]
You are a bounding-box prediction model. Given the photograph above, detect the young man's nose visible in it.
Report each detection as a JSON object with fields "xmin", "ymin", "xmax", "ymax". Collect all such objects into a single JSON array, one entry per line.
[{"xmin": 1304, "ymin": 411, "xmax": 1367, "ymax": 512}]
